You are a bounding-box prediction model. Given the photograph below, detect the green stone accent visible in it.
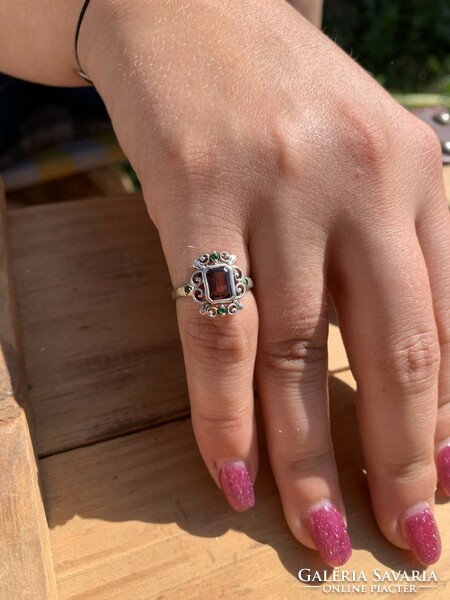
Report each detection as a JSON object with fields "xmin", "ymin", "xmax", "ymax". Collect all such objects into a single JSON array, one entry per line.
[
  {"xmin": 244, "ymin": 277, "xmax": 249, "ymax": 287},
  {"xmin": 184, "ymin": 284, "xmax": 193, "ymax": 295},
  {"xmin": 210, "ymin": 252, "xmax": 220, "ymax": 262},
  {"xmin": 218, "ymin": 306, "xmax": 227, "ymax": 315}
]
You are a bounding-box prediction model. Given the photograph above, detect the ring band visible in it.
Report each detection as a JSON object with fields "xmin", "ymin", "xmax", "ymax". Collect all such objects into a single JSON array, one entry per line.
[{"xmin": 172, "ymin": 251, "xmax": 253, "ymax": 317}]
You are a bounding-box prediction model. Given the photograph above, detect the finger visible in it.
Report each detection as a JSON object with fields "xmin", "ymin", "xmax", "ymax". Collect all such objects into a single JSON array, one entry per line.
[
  {"xmin": 416, "ymin": 179, "xmax": 450, "ymax": 497},
  {"xmin": 334, "ymin": 226, "xmax": 441, "ymax": 565},
  {"xmin": 160, "ymin": 220, "xmax": 259, "ymax": 512},
  {"xmin": 252, "ymin": 218, "xmax": 351, "ymax": 567}
]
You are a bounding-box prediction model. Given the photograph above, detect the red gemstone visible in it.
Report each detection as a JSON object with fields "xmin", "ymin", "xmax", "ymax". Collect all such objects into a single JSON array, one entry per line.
[{"xmin": 206, "ymin": 266, "xmax": 234, "ymax": 301}]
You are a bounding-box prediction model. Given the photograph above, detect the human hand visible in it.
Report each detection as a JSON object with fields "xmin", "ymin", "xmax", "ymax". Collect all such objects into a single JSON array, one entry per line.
[{"xmin": 79, "ymin": 0, "xmax": 450, "ymax": 566}]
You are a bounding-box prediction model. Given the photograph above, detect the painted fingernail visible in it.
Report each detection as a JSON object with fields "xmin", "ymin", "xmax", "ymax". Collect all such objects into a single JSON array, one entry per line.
[
  {"xmin": 402, "ymin": 503, "xmax": 441, "ymax": 565},
  {"xmin": 436, "ymin": 444, "xmax": 450, "ymax": 496},
  {"xmin": 219, "ymin": 461, "xmax": 255, "ymax": 512},
  {"xmin": 305, "ymin": 501, "xmax": 352, "ymax": 566}
]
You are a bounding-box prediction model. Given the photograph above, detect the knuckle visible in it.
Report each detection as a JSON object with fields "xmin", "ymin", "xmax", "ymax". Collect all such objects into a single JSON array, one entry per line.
[
  {"xmin": 382, "ymin": 454, "xmax": 434, "ymax": 483},
  {"xmin": 259, "ymin": 304, "xmax": 327, "ymax": 383},
  {"xmin": 278, "ymin": 448, "xmax": 333, "ymax": 475},
  {"xmin": 195, "ymin": 405, "xmax": 250, "ymax": 436},
  {"xmin": 167, "ymin": 130, "xmax": 224, "ymax": 190},
  {"xmin": 176, "ymin": 131, "xmax": 213, "ymax": 166},
  {"xmin": 260, "ymin": 337, "xmax": 327, "ymax": 383},
  {"xmin": 339, "ymin": 109, "xmax": 390, "ymax": 172},
  {"xmin": 376, "ymin": 328, "xmax": 440, "ymax": 393},
  {"xmin": 184, "ymin": 312, "xmax": 253, "ymax": 367},
  {"xmin": 261, "ymin": 114, "xmax": 304, "ymax": 182},
  {"xmin": 412, "ymin": 119, "xmax": 443, "ymax": 168}
]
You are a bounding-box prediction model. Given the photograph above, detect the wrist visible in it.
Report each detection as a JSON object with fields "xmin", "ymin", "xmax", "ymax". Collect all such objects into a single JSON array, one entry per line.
[
  {"xmin": 76, "ymin": 0, "xmax": 150, "ymax": 93},
  {"xmin": 76, "ymin": 0, "xmax": 176, "ymax": 185}
]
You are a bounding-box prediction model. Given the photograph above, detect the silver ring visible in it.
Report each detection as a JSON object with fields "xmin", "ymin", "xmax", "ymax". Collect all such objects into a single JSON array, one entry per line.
[{"xmin": 172, "ymin": 251, "xmax": 253, "ymax": 317}]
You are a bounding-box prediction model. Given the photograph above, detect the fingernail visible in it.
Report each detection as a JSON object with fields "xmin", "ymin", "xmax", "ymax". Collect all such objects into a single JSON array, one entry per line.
[
  {"xmin": 401, "ymin": 503, "xmax": 441, "ymax": 565},
  {"xmin": 218, "ymin": 461, "xmax": 255, "ymax": 512},
  {"xmin": 436, "ymin": 444, "xmax": 450, "ymax": 496},
  {"xmin": 305, "ymin": 500, "xmax": 352, "ymax": 566}
]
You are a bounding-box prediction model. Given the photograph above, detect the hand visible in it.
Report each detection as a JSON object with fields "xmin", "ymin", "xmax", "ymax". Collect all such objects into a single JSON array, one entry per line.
[{"xmin": 79, "ymin": 0, "xmax": 450, "ymax": 566}]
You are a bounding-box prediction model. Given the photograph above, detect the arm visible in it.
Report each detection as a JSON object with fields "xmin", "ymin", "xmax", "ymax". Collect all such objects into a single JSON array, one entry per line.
[
  {"xmin": 0, "ymin": 0, "xmax": 324, "ymax": 85},
  {"xmin": 0, "ymin": 0, "xmax": 90, "ymax": 85},
  {"xmin": 0, "ymin": 0, "xmax": 323, "ymax": 86}
]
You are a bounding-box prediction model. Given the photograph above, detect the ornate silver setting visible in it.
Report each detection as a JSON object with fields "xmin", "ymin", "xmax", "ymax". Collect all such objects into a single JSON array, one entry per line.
[{"xmin": 172, "ymin": 251, "xmax": 253, "ymax": 317}]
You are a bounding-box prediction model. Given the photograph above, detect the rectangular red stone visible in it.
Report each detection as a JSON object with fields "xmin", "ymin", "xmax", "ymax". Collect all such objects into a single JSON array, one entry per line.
[{"xmin": 205, "ymin": 266, "xmax": 234, "ymax": 301}]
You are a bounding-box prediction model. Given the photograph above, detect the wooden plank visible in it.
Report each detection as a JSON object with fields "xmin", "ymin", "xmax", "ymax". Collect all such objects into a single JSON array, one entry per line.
[
  {"xmin": 328, "ymin": 323, "xmax": 348, "ymax": 373},
  {"xmin": 8, "ymin": 196, "xmax": 188, "ymax": 457},
  {"xmin": 0, "ymin": 180, "xmax": 58, "ymax": 599},
  {"xmin": 42, "ymin": 372, "xmax": 449, "ymax": 600}
]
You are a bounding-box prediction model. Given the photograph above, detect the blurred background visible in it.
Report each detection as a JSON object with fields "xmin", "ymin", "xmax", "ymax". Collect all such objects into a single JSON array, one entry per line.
[{"xmin": 323, "ymin": 0, "xmax": 450, "ymax": 94}]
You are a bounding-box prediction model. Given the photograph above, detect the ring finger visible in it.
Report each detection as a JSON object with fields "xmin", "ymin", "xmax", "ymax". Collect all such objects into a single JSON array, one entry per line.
[{"xmin": 160, "ymin": 213, "xmax": 259, "ymax": 512}]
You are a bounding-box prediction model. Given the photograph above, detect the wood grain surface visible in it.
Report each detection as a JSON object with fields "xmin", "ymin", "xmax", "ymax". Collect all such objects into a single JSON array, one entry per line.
[
  {"xmin": 8, "ymin": 196, "xmax": 187, "ymax": 457},
  {"xmin": 0, "ymin": 181, "xmax": 58, "ymax": 599}
]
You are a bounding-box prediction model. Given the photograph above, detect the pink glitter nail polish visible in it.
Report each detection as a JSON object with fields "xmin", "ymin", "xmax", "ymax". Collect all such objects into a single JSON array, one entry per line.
[
  {"xmin": 402, "ymin": 503, "xmax": 441, "ymax": 565},
  {"xmin": 219, "ymin": 461, "xmax": 255, "ymax": 512},
  {"xmin": 436, "ymin": 444, "xmax": 450, "ymax": 496},
  {"xmin": 305, "ymin": 501, "xmax": 352, "ymax": 566}
]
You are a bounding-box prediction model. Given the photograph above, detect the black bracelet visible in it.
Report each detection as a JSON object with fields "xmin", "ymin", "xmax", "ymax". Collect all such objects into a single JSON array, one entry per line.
[{"xmin": 75, "ymin": 0, "xmax": 94, "ymax": 82}]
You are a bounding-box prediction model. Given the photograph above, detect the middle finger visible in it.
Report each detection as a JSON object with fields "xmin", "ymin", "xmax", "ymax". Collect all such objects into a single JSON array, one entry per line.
[{"xmin": 252, "ymin": 212, "xmax": 352, "ymax": 567}]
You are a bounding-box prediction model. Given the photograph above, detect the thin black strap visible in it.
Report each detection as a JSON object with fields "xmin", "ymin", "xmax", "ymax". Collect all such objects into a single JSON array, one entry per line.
[{"xmin": 74, "ymin": 0, "xmax": 94, "ymax": 82}]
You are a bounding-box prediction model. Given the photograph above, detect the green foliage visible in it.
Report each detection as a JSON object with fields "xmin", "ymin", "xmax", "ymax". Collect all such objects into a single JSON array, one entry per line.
[{"xmin": 323, "ymin": 0, "xmax": 450, "ymax": 93}]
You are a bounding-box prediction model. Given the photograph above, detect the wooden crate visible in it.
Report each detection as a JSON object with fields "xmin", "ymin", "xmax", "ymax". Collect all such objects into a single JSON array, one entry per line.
[{"xmin": 1, "ymin": 173, "xmax": 449, "ymax": 599}]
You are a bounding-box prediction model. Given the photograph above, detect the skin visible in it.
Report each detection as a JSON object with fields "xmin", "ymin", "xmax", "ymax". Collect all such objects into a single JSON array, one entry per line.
[{"xmin": 1, "ymin": 0, "xmax": 449, "ymax": 562}]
